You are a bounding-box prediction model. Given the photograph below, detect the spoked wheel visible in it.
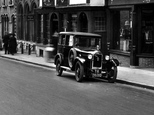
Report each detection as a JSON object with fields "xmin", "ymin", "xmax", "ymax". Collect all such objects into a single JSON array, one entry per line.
[
  {"xmin": 108, "ymin": 66, "xmax": 117, "ymax": 83},
  {"xmin": 56, "ymin": 59, "xmax": 63, "ymax": 76},
  {"xmin": 75, "ymin": 62, "xmax": 84, "ymax": 82},
  {"xmin": 68, "ymin": 51, "xmax": 74, "ymax": 68},
  {"xmin": 68, "ymin": 49, "xmax": 76, "ymax": 68}
]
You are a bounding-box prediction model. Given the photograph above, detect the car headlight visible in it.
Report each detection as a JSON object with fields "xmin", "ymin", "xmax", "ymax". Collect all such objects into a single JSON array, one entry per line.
[
  {"xmin": 105, "ymin": 55, "xmax": 110, "ymax": 60},
  {"xmin": 88, "ymin": 54, "xmax": 93, "ymax": 59}
]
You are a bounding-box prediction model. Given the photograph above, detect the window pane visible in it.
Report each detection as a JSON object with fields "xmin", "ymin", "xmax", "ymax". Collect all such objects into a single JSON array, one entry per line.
[
  {"xmin": 112, "ymin": 10, "xmax": 131, "ymax": 52},
  {"xmin": 95, "ymin": 17, "xmax": 105, "ymax": 31},
  {"xmin": 141, "ymin": 9, "xmax": 153, "ymax": 53}
]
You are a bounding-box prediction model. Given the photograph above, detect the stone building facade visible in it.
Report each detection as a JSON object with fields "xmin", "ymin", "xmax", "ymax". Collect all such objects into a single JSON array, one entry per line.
[
  {"xmin": 34, "ymin": 0, "xmax": 107, "ymax": 56},
  {"xmin": 0, "ymin": 0, "xmax": 16, "ymax": 38},
  {"xmin": 13, "ymin": 0, "xmax": 154, "ymax": 68},
  {"xmin": 16, "ymin": 0, "xmax": 39, "ymax": 42}
]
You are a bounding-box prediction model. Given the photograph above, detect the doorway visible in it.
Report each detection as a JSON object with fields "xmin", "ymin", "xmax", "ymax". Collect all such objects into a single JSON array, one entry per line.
[{"xmin": 79, "ymin": 12, "xmax": 88, "ymax": 32}]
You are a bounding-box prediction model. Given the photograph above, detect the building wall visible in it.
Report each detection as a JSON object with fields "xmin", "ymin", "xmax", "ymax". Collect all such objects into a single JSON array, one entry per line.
[
  {"xmin": 108, "ymin": 1, "xmax": 154, "ymax": 68},
  {"xmin": 0, "ymin": 0, "xmax": 16, "ymax": 39},
  {"xmin": 16, "ymin": 0, "xmax": 39, "ymax": 41}
]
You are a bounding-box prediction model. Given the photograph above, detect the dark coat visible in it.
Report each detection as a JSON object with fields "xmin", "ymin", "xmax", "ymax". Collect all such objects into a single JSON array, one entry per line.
[
  {"xmin": 8, "ymin": 35, "xmax": 17, "ymax": 54},
  {"xmin": 2, "ymin": 34, "xmax": 10, "ymax": 47}
]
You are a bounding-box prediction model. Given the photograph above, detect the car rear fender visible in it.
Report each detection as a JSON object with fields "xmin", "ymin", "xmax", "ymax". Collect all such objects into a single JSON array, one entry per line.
[{"xmin": 54, "ymin": 53, "xmax": 63, "ymax": 65}]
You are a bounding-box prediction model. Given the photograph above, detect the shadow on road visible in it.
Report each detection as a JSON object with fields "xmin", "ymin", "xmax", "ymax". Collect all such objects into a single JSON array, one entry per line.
[{"xmin": 60, "ymin": 73, "xmax": 109, "ymax": 84}]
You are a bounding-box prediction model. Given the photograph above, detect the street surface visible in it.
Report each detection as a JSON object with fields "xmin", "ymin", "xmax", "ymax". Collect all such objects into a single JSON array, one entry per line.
[{"xmin": 0, "ymin": 57, "xmax": 154, "ymax": 115}]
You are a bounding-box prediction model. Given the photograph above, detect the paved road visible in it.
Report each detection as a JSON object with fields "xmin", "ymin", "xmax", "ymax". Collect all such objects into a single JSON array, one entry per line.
[{"xmin": 0, "ymin": 58, "xmax": 154, "ymax": 115}]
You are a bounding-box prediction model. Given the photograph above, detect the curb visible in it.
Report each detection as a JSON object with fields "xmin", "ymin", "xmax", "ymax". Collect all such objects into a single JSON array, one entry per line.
[
  {"xmin": 116, "ymin": 79, "xmax": 154, "ymax": 90},
  {"xmin": 1, "ymin": 55, "xmax": 154, "ymax": 90},
  {"xmin": 0, "ymin": 55, "xmax": 55, "ymax": 69}
]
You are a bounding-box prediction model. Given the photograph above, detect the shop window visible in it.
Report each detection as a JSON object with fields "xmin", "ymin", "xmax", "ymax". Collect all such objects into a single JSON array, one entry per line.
[
  {"xmin": 141, "ymin": 9, "xmax": 154, "ymax": 54},
  {"xmin": 112, "ymin": 10, "xmax": 131, "ymax": 52},
  {"xmin": 95, "ymin": 17, "xmax": 105, "ymax": 31}
]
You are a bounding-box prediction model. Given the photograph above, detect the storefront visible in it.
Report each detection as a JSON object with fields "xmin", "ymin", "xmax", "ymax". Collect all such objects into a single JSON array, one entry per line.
[
  {"xmin": 34, "ymin": 0, "xmax": 108, "ymax": 56},
  {"xmin": 107, "ymin": 0, "xmax": 154, "ymax": 67}
]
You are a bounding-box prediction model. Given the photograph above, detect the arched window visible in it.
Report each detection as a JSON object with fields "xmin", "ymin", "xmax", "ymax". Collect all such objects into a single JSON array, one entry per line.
[
  {"xmin": 79, "ymin": 12, "xmax": 88, "ymax": 32},
  {"xmin": 24, "ymin": 3, "xmax": 30, "ymax": 41},
  {"xmin": 30, "ymin": 3, "xmax": 37, "ymax": 42},
  {"xmin": 17, "ymin": 4, "xmax": 24, "ymax": 40},
  {"xmin": 11, "ymin": 15, "xmax": 16, "ymax": 34}
]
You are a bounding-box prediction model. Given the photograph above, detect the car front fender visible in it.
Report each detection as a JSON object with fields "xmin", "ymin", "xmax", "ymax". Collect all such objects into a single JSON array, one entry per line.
[
  {"xmin": 75, "ymin": 57, "xmax": 86, "ymax": 64},
  {"xmin": 71, "ymin": 57, "xmax": 86, "ymax": 71}
]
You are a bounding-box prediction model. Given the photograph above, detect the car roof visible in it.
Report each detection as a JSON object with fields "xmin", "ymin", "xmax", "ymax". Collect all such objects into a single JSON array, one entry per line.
[{"xmin": 59, "ymin": 32, "xmax": 101, "ymax": 37}]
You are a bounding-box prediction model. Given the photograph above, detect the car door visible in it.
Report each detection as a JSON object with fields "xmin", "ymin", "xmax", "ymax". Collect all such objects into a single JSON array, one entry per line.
[
  {"xmin": 57, "ymin": 34, "xmax": 65, "ymax": 54},
  {"xmin": 63, "ymin": 35, "xmax": 73, "ymax": 66}
]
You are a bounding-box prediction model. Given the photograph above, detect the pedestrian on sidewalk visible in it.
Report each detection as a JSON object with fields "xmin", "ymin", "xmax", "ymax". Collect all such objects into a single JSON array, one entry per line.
[
  {"xmin": 2, "ymin": 32, "xmax": 10, "ymax": 54},
  {"xmin": 8, "ymin": 33, "xmax": 17, "ymax": 55}
]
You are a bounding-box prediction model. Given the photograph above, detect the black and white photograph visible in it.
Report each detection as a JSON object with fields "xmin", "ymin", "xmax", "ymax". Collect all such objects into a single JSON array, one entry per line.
[{"xmin": 0, "ymin": 0, "xmax": 154, "ymax": 114}]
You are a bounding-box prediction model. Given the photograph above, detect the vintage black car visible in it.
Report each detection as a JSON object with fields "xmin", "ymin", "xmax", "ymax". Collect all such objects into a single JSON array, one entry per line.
[{"xmin": 54, "ymin": 32, "xmax": 119, "ymax": 83}]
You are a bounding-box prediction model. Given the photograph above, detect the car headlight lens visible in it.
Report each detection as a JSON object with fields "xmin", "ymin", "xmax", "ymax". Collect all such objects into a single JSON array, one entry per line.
[
  {"xmin": 88, "ymin": 54, "xmax": 93, "ymax": 59},
  {"xmin": 105, "ymin": 55, "xmax": 110, "ymax": 60}
]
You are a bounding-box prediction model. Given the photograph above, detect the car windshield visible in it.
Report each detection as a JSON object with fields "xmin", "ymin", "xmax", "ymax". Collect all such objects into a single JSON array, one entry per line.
[{"xmin": 75, "ymin": 35, "xmax": 101, "ymax": 48}]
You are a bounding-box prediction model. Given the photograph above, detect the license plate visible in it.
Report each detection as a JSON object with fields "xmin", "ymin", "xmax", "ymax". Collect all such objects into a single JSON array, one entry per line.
[{"xmin": 92, "ymin": 73, "xmax": 102, "ymax": 78}]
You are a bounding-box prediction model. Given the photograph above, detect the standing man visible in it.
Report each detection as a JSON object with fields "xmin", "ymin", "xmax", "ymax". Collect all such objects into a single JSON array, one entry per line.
[{"xmin": 2, "ymin": 32, "xmax": 10, "ymax": 54}]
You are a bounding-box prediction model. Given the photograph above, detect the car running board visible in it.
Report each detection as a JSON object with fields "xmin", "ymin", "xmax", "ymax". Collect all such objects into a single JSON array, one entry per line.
[{"xmin": 61, "ymin": 66, "xmax": 71, "ymax": 71}]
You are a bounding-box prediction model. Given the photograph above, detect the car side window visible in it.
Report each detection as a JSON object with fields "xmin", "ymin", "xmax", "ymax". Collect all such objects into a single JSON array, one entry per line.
[
  {"xmin": 58, "ymin": 36, "xmax": 62, "ymax": 45},
  {"xmin": 61, "ymin": 35, "xmax": 66, "ymax": 45},
  {"xmin": 58, "ymin": 35, "xmax": 65, "ymax": 45},
  {"xmin": 65, "ymin": 35, "xmax": 70, "ymax": 46},
  {"xmin": 69, "ymin": 35, "xmax": 74, "ymax": 46},
  {"xmin": 91, "ymin": 38, "xmax": 95, "ymax": 47},
  {"xmin": 64, "ymin": 35, "xmax": 74, "ymax": 46}
]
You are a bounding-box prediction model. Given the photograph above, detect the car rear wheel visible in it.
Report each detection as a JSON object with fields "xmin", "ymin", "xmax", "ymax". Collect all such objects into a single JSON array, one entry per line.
[
  {"xmin": 75, "ymin": 62, "xmax": 84, "ymax": 82},
  {"xmin": 108, "ymin": 66, "xmax": 117, "ymax": 83},
  {"xmin": 56, "ymin": 59, "xmax": 63, "ymax": 76}
]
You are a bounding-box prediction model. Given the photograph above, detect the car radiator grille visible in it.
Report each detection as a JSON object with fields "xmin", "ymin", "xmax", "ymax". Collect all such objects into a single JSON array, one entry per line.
[{"xmin": 93, "ymin": 54, "xmax": 102, "ymax": 67}]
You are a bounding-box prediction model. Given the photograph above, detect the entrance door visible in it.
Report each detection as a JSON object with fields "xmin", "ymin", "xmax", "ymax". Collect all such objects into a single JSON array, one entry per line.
[{"xmin": 79, "ymin": 12, "xmax": 88, "ymax": 32}]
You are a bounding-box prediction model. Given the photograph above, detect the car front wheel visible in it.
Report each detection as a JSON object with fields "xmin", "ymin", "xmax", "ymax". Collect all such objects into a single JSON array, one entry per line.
[
  {"xmin": 75, "ymin": 62, "xmax": 84, "ymax": 82},
  {"xmin": 108, "ymin": 66, "xmax": 117, "ymax": 83},
  {"xmin": 56, "ymin": 59, "xmax": 63, "ymax": 76}
]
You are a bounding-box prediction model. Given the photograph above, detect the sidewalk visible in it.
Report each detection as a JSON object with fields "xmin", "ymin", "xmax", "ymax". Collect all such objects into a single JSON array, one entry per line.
[{"xmin": 0, "ymin": 51, "xmax": 154, "ymax": 90}]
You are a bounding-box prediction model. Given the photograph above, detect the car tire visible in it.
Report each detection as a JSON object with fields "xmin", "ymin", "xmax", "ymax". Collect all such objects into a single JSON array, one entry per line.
[
  {"xmin": 68, "ymin": 49, "xmax": 76, "ymax": 68},
  {"xmin": 75, "ymin": 61, "xmax": 84, "ymax": 82},
  {"xmin": 108, "ymin": 66, "xmax": 117, "ymax": 83},
  {"xmin": 56, "ymin": 58, "xmax": 63, "ymax": 76}
]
